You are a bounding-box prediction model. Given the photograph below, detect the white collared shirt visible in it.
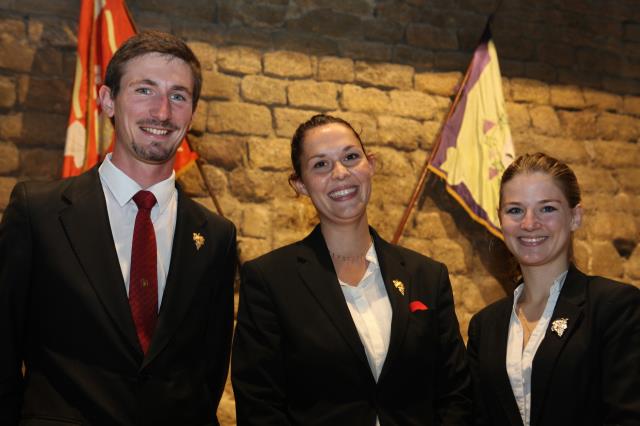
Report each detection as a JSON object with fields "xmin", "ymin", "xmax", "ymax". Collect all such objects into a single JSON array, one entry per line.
[
  {"xmin": 506, "ymin": 270, "xmax": 568, "ymax": 426},
  {"xmin": 98, "ymin": 154, "xmax": 178, "ymax": 309},
  {"xmin": 338, "ymin": 244, "xmax": 392, "ymax": 381}
]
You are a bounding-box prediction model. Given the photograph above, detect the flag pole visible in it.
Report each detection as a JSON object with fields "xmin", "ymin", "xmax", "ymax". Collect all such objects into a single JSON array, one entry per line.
[{"xmin": 391, "ymin": 22, "xmax": 491, "ymax": 244}]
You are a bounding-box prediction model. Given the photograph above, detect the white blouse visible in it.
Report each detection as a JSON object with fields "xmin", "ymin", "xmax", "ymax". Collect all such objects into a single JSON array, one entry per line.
[{"xmin": 506, "ymin": 270, "xmax": 568, "ymax": 426}]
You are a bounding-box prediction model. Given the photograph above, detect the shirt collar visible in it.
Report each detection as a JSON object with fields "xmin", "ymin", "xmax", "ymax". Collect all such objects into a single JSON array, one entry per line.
[
  {"xmin": 98, "ymin": 153, "xmax": 176, "ymax": 214},
  {"xmin": 512, "ymin": 269, "xmax": 569, "ymax": 309}
]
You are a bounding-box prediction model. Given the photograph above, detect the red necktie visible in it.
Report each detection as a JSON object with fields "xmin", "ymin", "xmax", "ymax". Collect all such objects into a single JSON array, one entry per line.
[{"xmin": 129, "ymin": 190, "xmax": 158, "ymax": 354}]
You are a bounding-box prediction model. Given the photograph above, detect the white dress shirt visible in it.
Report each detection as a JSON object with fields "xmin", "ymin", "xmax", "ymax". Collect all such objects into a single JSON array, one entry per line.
[
  {"xmin": 506, "ymin": 270, "xmax": 568, "ymax": 426},
  {"xmin": 339, "ymin": 244, "xmax": 392, "ymax": 426},
  {"xmin": 98, "ymin": 154, "xmax": 178, "ymax": 309}
]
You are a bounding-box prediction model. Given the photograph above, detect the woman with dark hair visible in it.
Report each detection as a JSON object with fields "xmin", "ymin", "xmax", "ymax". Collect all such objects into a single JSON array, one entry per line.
[
  {"xmin": 232, "ymin": 114, "xmax": 471, "ymax": 425},
  {"xmin": 467, "ymin": 152, "xmax": 640, "ymax": 425}
]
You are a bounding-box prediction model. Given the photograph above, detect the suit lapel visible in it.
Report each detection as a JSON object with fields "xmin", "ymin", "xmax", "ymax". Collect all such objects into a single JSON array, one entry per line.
[
  {"xmin": 143, "ymin": 190, "xmax": 208, "ymax": 368},
  {"xmin": 58, "ymin": 168, "xmax": 141, "ymax": 355},
  {"xmin": 530, "ymin": 266, "xmax": 585, "ymax": 425},
  {"xmin": 296, "ymin": 226, "xmax": 371, "ymax": 371},
  {"xmin": 373, "ymin": 231, "xmax": 410, "ymax": 385},
  {"xmin": 487, "ymin": 300, "xmax": 524, "ymax": 426}
]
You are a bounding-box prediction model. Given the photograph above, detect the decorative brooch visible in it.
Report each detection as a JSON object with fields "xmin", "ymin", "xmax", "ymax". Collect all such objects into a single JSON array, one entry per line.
[
  {"xmin": 193, "ymin": 232, "xmax": 205, "ymax": 251},
  {"xmin": 393, "ymin": 279, "xmax": 405, "ymax": 296},
  {"xmin": 551, "ymin": 317, "xmax": 569, "ymax": 337}
]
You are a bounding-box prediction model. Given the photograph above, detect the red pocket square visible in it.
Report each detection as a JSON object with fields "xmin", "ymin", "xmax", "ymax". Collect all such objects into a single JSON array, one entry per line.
[{"xmin": 409, "ymin": 301, "xmax": 428, "ymax": 312}]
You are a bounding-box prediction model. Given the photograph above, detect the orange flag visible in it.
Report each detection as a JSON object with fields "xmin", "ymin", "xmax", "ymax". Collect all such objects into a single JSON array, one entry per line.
[{"xmin": 63, "ymin": 0, "xmax": 197, "ymax": 178}]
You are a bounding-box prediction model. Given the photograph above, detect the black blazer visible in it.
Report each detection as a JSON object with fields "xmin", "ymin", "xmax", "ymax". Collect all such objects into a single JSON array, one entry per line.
[
  {"xmin": 467, "ymin": 265, "xmax": 640, "ymax": 426},
  {"xmin": 232, "ymin": 225, "xmax": 471, "ymax": 425},
  {"xmin": 0, "ymin": 168, "xmax": 237, "ymax": 426}
]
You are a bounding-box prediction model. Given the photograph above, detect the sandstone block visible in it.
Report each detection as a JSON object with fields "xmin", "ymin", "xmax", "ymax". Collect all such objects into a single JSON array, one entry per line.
[
  {"xmin": 241, "ymin": 204, "xmax": 271, "ymax": 239},
  {"xmin": 0, "ymin": 113, "xmax": 22, "ymax": 140},
  {"xmin": 21, "ymin": 77, "xmax": 70, "ymax": 114},
  {"xmin": 517, "ymin": 134, "xmax": 590, "ymax": 165},
  {"xmin": 248, "ymin": 136, "xmax": 290, "ymax": 170},
  {"xmin": 529, "ymin": 105, "xmax": 561, "ymax": 136},
  {"xmin": 270, "ymin": 197, "xmax": 318, "ymax": 231},
  {"xmin": 372, "ymin": 146, "xmax": 414, "ymax": 177},
  {"xmin": 238, "ymin": 236, "xmax": 272, "ymax": 263},
  {"xmin": 590, "ymin": 241, "xmax": 624, "ymax": 278},
  {"xmin": 505, "ymin": 102, "xmax": 531, "ymax": 132},
  {"xmin": 401, "ymin": 237, "xmax": 432, "ymax": 258},
  {"xmin": 0, "ymin": 142, "xmax": 19, "ymax": 173},
  {"xmin": 407, "ymin": 211, "xmax": 453, "ymax": 239},
  {"xmin": 229, "ymin": 168, "xmax": 290, "ymax": 202},
  {"xmin": 591, "ymin": 140, "xmax": 640, "ymax": 169},
  {"xmin": 274, "ymin": 108, "xmax": 319, "ymax": 138},
  {"xmin": 201, "ymin": 71, "xmax": 239, "ymax": 100},
  {"xmin": 0, "ymin": 177, "xmax": 17, "ymax": 210},
  {"xmin": 557, "ymin": 111, "xmax": 597, "ymax": 140},
  {"xmin": 414, "ymin": 71, "xmax": 461, "ymax": 97},
  {"xmin": 549, "ymin": 85, "xmax": 585, "ymax": 109},
  {"xmin": 195, "ymin": 134, "xmax": 247, "ymax": 170},
  {"xmin": 191, "ymin": 101, "xmax": 208, "ymax": 134},
  {"xmin": 377, "ymin": 116, "xmax": 422, "ymax": 150},
  {"xmin": 354, "ymin": 61, "xmax": 413, "ymax": 90},
  {"xmin": 201, "ymin": 164, "xmax": 229, "ymax": 197},
  {"xmin": 19, "ymin": 148, "xmax": 62, "ymax": 179},
  {"xmin": 406, "ymin": 24, "xmax": 458, "ymax": 50},
  {"xmin": 208, "ymin": 102, "xmax": 272, "ymax": 136},
  {"xmin": 583, "ymin": 89, "xmax": 622, "ymax": 111},
  {"xmin": 625, "ymin": 246, "xmax": 640, "ymax": 280},
  {"xmin": 370, "ymin": 174, "xmax": 415, "ymax": 209},
  {"xmin": 430, "ymin": 238, "xmax": 466, "ymax": 274},
  {"xmin": 0, "ymin": 20, "xmax": 35, "ymax": 72},
  {"xmin": 0, "ymin": 76, "xmax": 16, "ymax": 108},
  {"xmin": 288, "ymin": 80, "xmax": 338, "ymax": 110},
  {"xmin": 341, "ymin": 84, "xmax": 390, "ymax": 114},
  {"xmin": 241, "ymin": 75, "xmax": 287, "ymax": 105},
  {"xmin": 510, "ymin": 78, "xmax": 550, "ymax": 104},
  {"xmin": 318, "ymin": 56, "xmax": 354, "ymax": 82},
  {"xmin": 623, "ymin": 96, "xmax": 640, "ymax": 116},
  {"xmin": 264, "ymin": 51, "xmax": 313, "ymax": 78},
  {"xmin": 451, "ymin": 275, "xmax": 485, "ymax": 316},
  {"xmin": 596, "ymin": 113, "xmax": 640, "ymax": 141},
  {"xmin": 366, "ymin": 204, "xmax": 403, "ymax": 241},
  {"xmin": 176, "ymin": 165, "xmax": 206, "ymax": 197},
  {"xmin": 584, "ymin": 212, "xmax": 637, "ymax": 241},
  {"xmin": 187, "ymin": 42, "xmax": 217, "ymax": 71},
  {"xmin": 327, "ymin": 110, "xmax": 377, "ymax": 144},
  {"xmin": 286, "ymin": 9, "xmax": 363, "ymax": 38},
  {"xmin": 363, "ymin": 19, "xmax": 404, "ymax": 43},
  {"xmin": 339, "ymin": 40, "xmax": 392, "ymax": 62},
  {"xmin": 572, "ymin": 166, "xmax": 619, "ymax": 194},
  {"xmin": 573, "ymin": 239, "xmax": 590, "ymax": 272},
  {"xmin": 387, "ymin": 90, "xmax": 437, "ymax": 120},
  {"xmin": 420, "ymin": 121, "xmax": 441, "ymax": 150},
  {"xmin": 20, "ymin": 111, "xmax": 67, "ymax": 147},
  {"xmin": 614, "ymin": 169, "xmax": 640, "ymax": 192},
  {"xmin": 217, "ymin": 46, "xmax": 262, "ymax": 75},
  {"xmin": 392, "ymin": 46, "xmax": 434, "ymax": 70}
]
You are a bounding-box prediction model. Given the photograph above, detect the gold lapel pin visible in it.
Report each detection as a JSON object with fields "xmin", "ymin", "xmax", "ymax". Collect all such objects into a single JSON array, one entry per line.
[
  {"xmin": 193, "ymin": 232, "xmax": 205, "ymax": 251},
  {"xmin": 551, "ymin": 317, "xmax": 569, "ymax": 337},
  {"xmin": 393, "ymin": 279, "xmax": 405, "ymax": 296}
]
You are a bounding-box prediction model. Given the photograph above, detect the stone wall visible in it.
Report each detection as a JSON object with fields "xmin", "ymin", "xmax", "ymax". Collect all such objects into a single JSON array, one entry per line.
[{"xmin": 1, "ymin": 1, "xmax": 639, "ymax": 424}]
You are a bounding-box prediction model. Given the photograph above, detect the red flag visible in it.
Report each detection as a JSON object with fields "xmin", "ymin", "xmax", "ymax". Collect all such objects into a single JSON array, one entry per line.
[{"xmin": 63, "ymin": 0, "xmax": 197, "ymax": 178}]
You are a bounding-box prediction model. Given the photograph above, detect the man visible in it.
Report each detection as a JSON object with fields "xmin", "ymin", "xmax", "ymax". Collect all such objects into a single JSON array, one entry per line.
[{"xmin": 0, "ymin": 31, "xmax": 237, "ymax": 425}]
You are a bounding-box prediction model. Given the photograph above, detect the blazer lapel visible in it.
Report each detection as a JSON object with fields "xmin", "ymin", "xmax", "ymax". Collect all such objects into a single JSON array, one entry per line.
[
  {"xmin": 483, "ymin": 299, "xmax": 524, "ymax": 426},
  {"xmin": 530, "ymin": 266, "xmax": 585, "ymax": 425},
  {"xmin": 373, "ymin": 231, "xmax": 410, "ymax": 385},
  {"xmin": 58, "ymin": 168, "xmax": 140, "ymax": 355},
  {"xmin": 143, "ymin": 190, "xmax": 208, "ymax": 368},
  {"xmin": 296, "ymin": 226, "xmax": 371, "ymax": 372}
]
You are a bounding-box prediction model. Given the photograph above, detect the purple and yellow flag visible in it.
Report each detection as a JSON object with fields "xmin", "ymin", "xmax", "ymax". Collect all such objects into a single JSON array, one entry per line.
[{"xmin": 428, "ymin": 33, "xmax": 514, "ymax": 239}]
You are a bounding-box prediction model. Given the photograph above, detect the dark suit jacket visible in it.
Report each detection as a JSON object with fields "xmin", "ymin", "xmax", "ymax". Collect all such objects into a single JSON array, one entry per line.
[
  {"xmin": 232, "ymin": 225, "xmax": 471, "ymax": 426},
  {"xmin": 0, "ymin": 168, "xmax": 237, "ymax": 426},
  {"xmin": 467, "ymin": 265, "xmax": 640, "ymax": 426}
]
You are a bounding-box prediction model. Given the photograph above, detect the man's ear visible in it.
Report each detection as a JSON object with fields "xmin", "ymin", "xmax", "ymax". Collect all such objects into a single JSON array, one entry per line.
[
  {"xmin": 292, "ymin": 178, "xmax": 309, "ymax": 196},
  {"xmin": 98, "ymin": 85, "xmax": 115, "ymax": 118}
]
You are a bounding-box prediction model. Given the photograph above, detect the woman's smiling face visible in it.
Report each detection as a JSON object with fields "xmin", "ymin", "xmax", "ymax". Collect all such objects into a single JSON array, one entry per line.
[{"xmin": 293, "ymin": 123, "xmax": 375, "ymax": 226}]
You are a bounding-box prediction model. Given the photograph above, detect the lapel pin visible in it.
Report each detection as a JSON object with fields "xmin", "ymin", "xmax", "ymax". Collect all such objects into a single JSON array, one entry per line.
[
  {"xmin": 393, "ymin": 279, "xmax": 405, "ymax": 296},
  {"xmin": 551, "ymin": 317, "xmax": 569, "ymax": 337},
  {"xmin": 193, "ymin": 232, "xmax": 205, "ymax": 251}
]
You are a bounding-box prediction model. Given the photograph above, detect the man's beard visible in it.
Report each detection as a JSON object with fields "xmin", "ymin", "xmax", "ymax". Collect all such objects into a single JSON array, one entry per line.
[{"xmin": 132, "ymin": 119, "xmax": 181, "ymax": 163}]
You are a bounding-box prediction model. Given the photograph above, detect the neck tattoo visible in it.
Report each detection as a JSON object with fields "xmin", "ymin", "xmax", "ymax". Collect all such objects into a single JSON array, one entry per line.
[{"xmin": 329, "ymin": 240, "xmax": 371, "ymax": 263}]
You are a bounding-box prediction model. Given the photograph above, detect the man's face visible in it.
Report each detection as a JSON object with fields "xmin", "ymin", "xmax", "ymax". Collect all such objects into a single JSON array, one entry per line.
[{"xmin": 99, "ymin": 52, "xmax": 194, "ymax": 165}]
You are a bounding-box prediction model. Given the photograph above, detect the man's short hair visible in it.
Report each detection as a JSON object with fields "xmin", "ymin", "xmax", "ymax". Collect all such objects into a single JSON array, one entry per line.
[{"xmin": 104, "ymin": 30, "xmax": 202, "ymax": 110}]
